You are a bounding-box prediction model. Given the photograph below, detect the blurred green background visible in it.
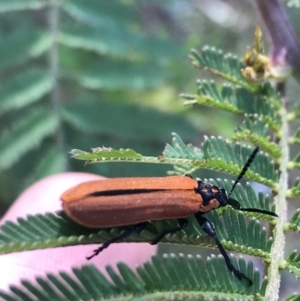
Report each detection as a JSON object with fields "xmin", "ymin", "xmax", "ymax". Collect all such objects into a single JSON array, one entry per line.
[{"xmin": 0, "ymin": 0, "xmax": 300, "ymax": 298}]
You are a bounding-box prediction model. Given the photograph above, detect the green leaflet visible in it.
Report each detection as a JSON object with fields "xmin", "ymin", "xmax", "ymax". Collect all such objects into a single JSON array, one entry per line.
[{"xmin": 0, "ymin": 255, "xmax": 267, "ymax": 300}]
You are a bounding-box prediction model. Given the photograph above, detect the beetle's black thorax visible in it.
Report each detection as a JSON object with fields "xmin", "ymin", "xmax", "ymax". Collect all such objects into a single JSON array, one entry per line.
[{"xmin": 195, "ymin": 180, "xmax": 229, "ymax": 207}]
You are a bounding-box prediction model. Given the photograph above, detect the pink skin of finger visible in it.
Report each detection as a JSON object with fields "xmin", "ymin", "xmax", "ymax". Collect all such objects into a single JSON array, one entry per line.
[{"xmin": 0, "ymin": 172, "xmax": 157, "ymax": 292}]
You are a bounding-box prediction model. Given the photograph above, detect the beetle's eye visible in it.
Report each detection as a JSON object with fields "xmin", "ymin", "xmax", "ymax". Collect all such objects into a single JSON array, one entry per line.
[
  {"xmin": 220, "ymin": 187, "xmax": 227, "ymax": 194},
  {"xmin": 218, "ymin": 187, "xmax": 229, "ymax": 206}
]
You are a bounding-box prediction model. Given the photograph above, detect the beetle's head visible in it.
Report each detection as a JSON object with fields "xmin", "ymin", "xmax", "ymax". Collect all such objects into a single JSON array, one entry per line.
[
  {"xmin": 214, "ymin": 187, "xmax": 249, "ymax": 212},
  {"xmin": 217, "ymin": 186, "xmax": 230, "ymax": 207},
  {"xmin": 193, "ymin": 146, "xmax": 278, "ymax": 217}
]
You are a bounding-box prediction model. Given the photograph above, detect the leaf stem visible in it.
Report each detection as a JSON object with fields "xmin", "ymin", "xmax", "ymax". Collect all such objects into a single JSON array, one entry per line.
[
  {"xmin": 265, "ymin": 105, "xmax": 289, "ymax": 301},
  {"xmin": 49, "ymin": 0, "xmax": 68, "ymax": 168}
]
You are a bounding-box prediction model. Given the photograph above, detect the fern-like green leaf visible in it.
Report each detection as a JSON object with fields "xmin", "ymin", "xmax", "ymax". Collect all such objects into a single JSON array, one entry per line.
[
  {"xmin": 22, "ymin": 146, "xmax": 67, "ymax": 189},
  {"xmin": 291, "ymin": 152, "xmax": 300, "ymax": 170},
  {"xmin": 62, "ymin": 96, "xmax": 197, "ymax": 142},
  {"xmin": 0, "ymin": 207, "xmax": 273, "ymax": 262},
  {"xmin": 70, "ymin": 148, "xmax": 142, "ymax": 161},
  {"xmin": 0, "ymin": 29, "xmax": 50, "ymax": 70},
  {"xmin": 258, "ymin": 83, "xmax": 282, "ymax": 110},
  {"xmin": 285, "ymin": 250, "xmax": 300, "ymax": 279},
  {"xmin": 68, "ymin": 148, "xmax": 200, "ymax": 167},
  {"xmin": 291, "ymin": 103, "xmax": 300, "ymax": 119},
  {"xmin": 287, "ymin": 208, "xmax": 300, "ymax": 232},
  {"xmin": 288, "ymin": 178, "xmax": 300, "ymax": 197},
  {"xmin": 80, "ymin": 60, "xmax": 167, "ymax": 90},
  {"xmin": 205, "ymin": 210, "xmax": 273, "ymax": 258},
  {"xmin": 59, "ymin": 24, "xmax": 139, "ymax": 58},
  {"xmin": 232, "ymin": 117, "xmax": 281, "ymax": 161},
  {"xmin": 0, "ymin": 255, "xmax": 267, "ymax": 301},
  {"xmin": 182, "ymin": 81, "xmax": 243, "ymax": 114},
  {"xmin": 189, "ymin": 47, "xmax": 250, "ymax": 88},
  {"xmin": 286, "ymin": 293, "xmax": 300, "ymax": 301},
  {"xmin": 62, "ymin": 0, "xmax": 133, "ymax": 30},
  {"xmin": 153, "ymin": 209, "xmax": 273, "ymax": 258},
  {"xmin": 290, "ymin": 127, "xmax": 300, "ymax": 144},
  {"xmin": 68, "ymin": 134, "xmax": 278, "ymax": 188},
  {"xmin": 0, "ymin": 108, "xmax": 58, "ymax": 169},
  {"xmin": 162, "ymin": 132, "xmax": 204, "ymax": 160},
  {"xmin": 67, "ymin": 133, "xmax": 204, "ymax": 166},
  {"xmin": 0, "ymin": 69, "xmax": 52, "ymax": 114},
  {"xmin": 60, "ymin": 24, "xmax": 181, "ymax": 61},
  {"xmin": 203, "ymin": 137, "xmax": 278, "ymax": 186},
  {"xmin": 183, "ymin": 82, "xmax": 281, "ymax": 132},
  {"xmin": 0, "ymin": 0, "xmax": 46, "ymax": 13},
  {"xmin": 0, "ymin": 212, "xmax": 90, "ymax": 254},
  {"xmin": 236, "ymin": 116, "xmax": 269, "ymax": 138}
]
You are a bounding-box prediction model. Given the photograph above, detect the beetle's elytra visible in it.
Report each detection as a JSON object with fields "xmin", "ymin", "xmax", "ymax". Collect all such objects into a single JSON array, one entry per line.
[{"xmin": 61, "ymin": 176, "xmax": 224, "ymax": 228}]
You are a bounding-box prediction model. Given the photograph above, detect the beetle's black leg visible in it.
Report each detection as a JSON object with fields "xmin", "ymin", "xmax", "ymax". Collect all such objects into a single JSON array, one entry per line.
[
  {"xmin": 150, "ymin": 218, "xmax": 188, "ymax": 245},
  {"xmin": 195, "ymin": 213, "xmax": 252, "ymax": 286},
  {"xmin": 87, "ymin": 222, "xmax": 148, "ymax": 260}
]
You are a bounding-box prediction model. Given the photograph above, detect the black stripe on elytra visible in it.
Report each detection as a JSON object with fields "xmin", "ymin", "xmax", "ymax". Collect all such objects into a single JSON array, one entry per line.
[{"xmin": 89, "ymin": 189, "xmax": 168, "ymax": 197}]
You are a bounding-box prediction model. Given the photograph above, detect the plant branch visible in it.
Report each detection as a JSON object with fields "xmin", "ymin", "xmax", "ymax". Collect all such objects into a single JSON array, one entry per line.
[
  {"xmin": 49, "ymin": 0, "xmax": 68, "ymax": 168},
  {"xmin": 265, "ymin": 106, "xmax": 289, "ymax": 301}
]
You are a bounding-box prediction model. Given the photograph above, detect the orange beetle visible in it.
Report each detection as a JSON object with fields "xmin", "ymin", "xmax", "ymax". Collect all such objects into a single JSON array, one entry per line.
[{"xmin": 61, "ymin": 147, "xmax": 277, "ymax": 285}]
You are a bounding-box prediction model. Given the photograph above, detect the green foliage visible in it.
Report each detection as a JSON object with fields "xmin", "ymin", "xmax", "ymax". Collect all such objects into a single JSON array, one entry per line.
[
  {"xmin": 287, "ymin": 178, "xmax": 300, "ymax": 198},
  {"xmin": 182, "ymin": 80, "xmax": 281, "ymax": 132},
  {"xmin": 0, "ymin": 29, "xmax": 50, "ymax": 69},
  {"xmin": 287, "ymin": 208, "xmax": 300, "ymax": 232},
  {"xmin": 0, "ymin": 0, "xmax": 46, "ymax": 13},
  {"xmin": 291, "ymin": 127, "xmax": 300, "ymax": 144},
  {"xmin": 189, "ymin": 47, "xmax": 248, "ymax": 89},
  {"xmin": 0, "ymin": 108, "xmax": 58, "ymax": 169},
  {"xmin": 0, "ymin": 69, "xmax": 52, "ymax": 114},
  {"xmin": 0, "ymin": 256, "xmax": 266, "ymax": 301},
  {"xmin": 70, "ymin": 133, "xmax": 278, "ymax": 189},
  {"xmin": 291, "ymin": 152, "xmax": 300, "ymax": 170},
  {"xmin": 232, "ymin": 117, "xmax": 281, "ymax": 161},
  {"xmin": 62, "ymin": 95, "xmax": 197, "ymax": 141},
  {"xmin": 0, "ymin": 6, "xmax": 299, "ymax": 300},
  {"xmin": 285, "ymin": 250, "xmax": 300, "ymax": 278},
  {"xmin": 70, "ymin": 148, "xmax": 143, "ymax": 161},
  {"xmin": 0, "ymin": 207, "xmax": 274, "ymax": 259},
  {"xmin": 0, "ymin": 1, "xmax": 195, "ymax": 206},
  {"xmin": 163, "ymin": 133, "xmax": 204, "ymax": 160},
  {"xmin": 286, "ymin": 294, "xmax": 300, "ymax": 301},
  {"xmin": 80, "ymin": 60, "xmax": 168, "ymax": 90}
]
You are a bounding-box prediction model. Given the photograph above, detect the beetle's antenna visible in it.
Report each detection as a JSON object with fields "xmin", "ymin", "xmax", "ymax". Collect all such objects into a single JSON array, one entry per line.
[
  {"xmin": 228, "ymin": 146, "xmax": 259, "ymax": 198},
  {"xmin": 227, "ymin": 197, "xmax": 278, "ymax": 217},
  {"xmin": 227, "ymin": 146, "xmax": 278, "ymax": 217}
]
